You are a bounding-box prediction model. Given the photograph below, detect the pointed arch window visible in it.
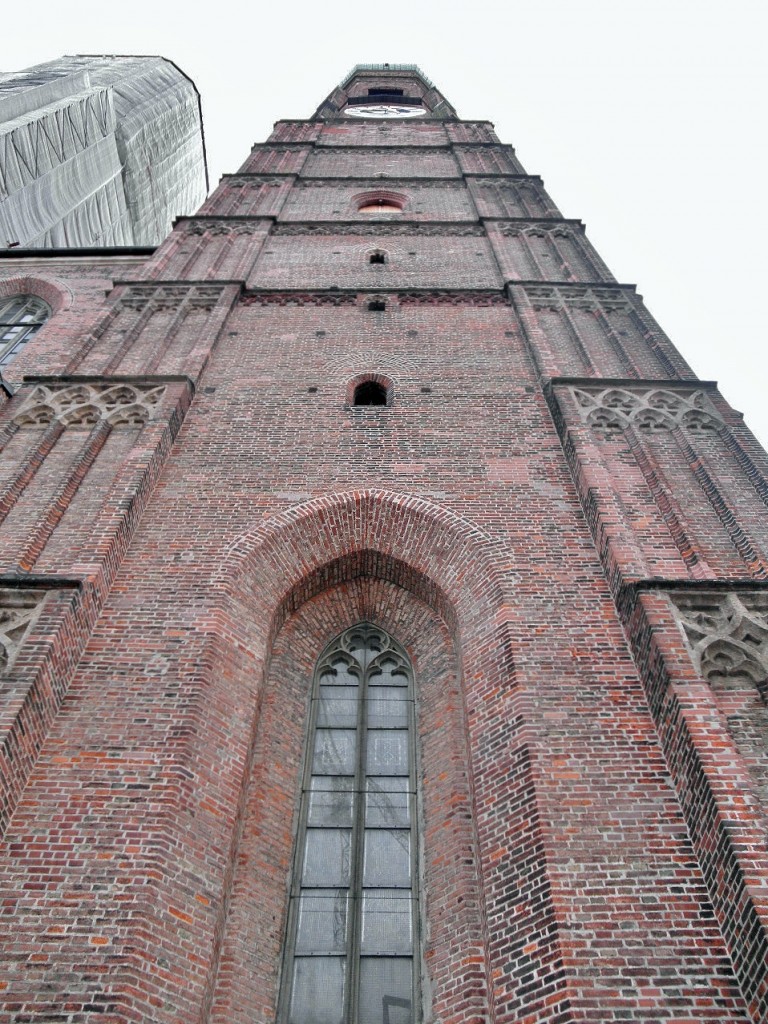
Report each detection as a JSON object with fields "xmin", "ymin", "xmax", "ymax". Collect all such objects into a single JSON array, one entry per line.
[
  {"xmin": 0, "ymin": 295, "xmax": 50, "ymax": 368},
  {"xmin": 280, "ymin": 623, "xmax": 419, "ymax": 1024}
]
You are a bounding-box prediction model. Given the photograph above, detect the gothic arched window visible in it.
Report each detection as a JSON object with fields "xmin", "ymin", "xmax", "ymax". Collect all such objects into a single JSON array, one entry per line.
[
  {"xmin": 0, "ymin": 295, "xmax": 51, "ymax": 368},
  {"xmin": 280, "ymin": 623, "xmax": 419, "ymax": 1024}
]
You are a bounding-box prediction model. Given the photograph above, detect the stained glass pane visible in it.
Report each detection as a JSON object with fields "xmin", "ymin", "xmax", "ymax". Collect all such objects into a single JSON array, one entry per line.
[
  {"xmin": 308, "ymin": 777, "xmax": 354, "ymax": 827},
  {"xmin": 367, "ymin": 687, "xmax": 408, "ymax": 728},
  {"xmin": 313, "ymin": 729, "xmax": 357, "ymax": 775},
  {"xmin": 361, "ymin": 890, "xmax": 413, "ymax": 953},
  {"xmin": 317, "ymin": 686, "xmax": 359, "ymax": 728},
  {"xmin": 366, "ymin": 731, "xmax": 409, "ymax": 775},
  {"xmin": 283, "ymin": 626, "xmax": 418, "ymax": 1024},
  {"xmin": 365, "ymin": 778, "xmax": 410, "ymax": 827},
  {"xmin": 358, "ymin": 958, "xmax": 413, "ymax": 1024},
  {"xmin": 363, "ymin": 830, "xmax": 411, "ymax": 887},
  {"xmin": 289, "ymin": 957, "xmax": 346, "ymax": 1024},
  {"xmin": 295, "ymin": 890, "xmax": 349, "ymax": 953},
  {"xmin": 303, "ymin": 829, "xmax": 352, "ymax": 886}
]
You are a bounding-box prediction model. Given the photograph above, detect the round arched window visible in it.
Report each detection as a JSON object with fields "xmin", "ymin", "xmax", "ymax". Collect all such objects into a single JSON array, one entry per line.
[
  {"xmin": 359, "ymin": 199, "xmax": 402, "ymax": 214},
  {"xmin": 355, "ymin": 191, "xmax": 406, "ymax": 215},
  {"xmin": 0, "ymin": 295, "xmax": 50, "ymax": 368}
]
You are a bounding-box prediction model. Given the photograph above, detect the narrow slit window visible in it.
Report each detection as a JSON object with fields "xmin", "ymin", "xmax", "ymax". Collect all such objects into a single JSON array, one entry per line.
[{"xmin": 279, "ymin": 624, "xmax": 420, "ymax": 1024}]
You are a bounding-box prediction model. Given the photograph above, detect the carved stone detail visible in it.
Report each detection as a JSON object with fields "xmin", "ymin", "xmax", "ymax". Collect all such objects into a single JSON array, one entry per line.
[
  {"xmin": 272, "ymin": 223, "xmax": 485, "ymax": 237},
  {"xmin": 472, "ymin": 176, "xmax": 537, "ymax": 187},
  {"xmin": 295, "ymin": 179, "xmax": 467, "ymax": 191},
  {"xmin": 186, "ymin": 220, "xmax": 265, "ymax": 236},
  {"xmin": 226, "ymin": 176, "xmax": 288, "ymax": 188},
  {"xmin": 572, "ymin": 386, "xmax": 723, "ymax": 436},
  {"xmin": 398, "ymin": 291, "xmax": 508, "ymax": 306},
  {"xmin": 13, "ymin": 383, "xmax": 166, "ymax": 429},
  {"xmin": 119, "ymin": 285, "xmax": 226, "ymax": 313},
  {"xmin": 0, "ymin": 590, "xmax": 47, "ymax": 672},
  {"xmin": 499, "ymin": 222, "xmax": 579, "ymax": 239},
  {"xmin": 523, "ymin": 284, "xmax": 632, "ymax": 313},
  {"xmin": 671, "ymin": 591, "xmax": 768, "ymax": 692},
  {"xmin": 240, "ymin": 293, "xmax": 358, "ymax": 307}
]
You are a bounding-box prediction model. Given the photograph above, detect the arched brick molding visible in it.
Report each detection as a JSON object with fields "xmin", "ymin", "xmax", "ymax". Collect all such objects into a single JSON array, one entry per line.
[
  {"xmin": 193, "ymin": 491, "xmax": 572, "ymax": 1024},
  {"xmin": 0, "ymin": 274, "xmax": 73, "ymax": 315},
  {"xmin": 345, "ymin": 371, "xmax": 395, "ymax": 407},
  {"xmin": 208, "ymin": 578, "xmax": 490, "ymax": 1024}
]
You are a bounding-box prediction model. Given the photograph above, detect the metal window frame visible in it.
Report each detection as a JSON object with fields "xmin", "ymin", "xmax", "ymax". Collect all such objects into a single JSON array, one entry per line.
[
  {"xmin": 278, "ymin": 622, "xmax": 421, "ymax": 1024},
  {"xmin": 0, "ymin": 294, "xmax": 50, "ymax": 367}
]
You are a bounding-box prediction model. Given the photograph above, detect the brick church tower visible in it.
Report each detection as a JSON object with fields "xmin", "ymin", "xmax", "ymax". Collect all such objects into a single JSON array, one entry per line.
[{"xmin": 0, "ymin": 63, "xmax": 767, "ymax": 1023}]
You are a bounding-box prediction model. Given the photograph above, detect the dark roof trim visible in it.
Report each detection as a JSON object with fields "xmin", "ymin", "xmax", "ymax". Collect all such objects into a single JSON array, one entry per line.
[{"xmin": 0, "ymin": 247, "xmax": 155, "ymax": 259}]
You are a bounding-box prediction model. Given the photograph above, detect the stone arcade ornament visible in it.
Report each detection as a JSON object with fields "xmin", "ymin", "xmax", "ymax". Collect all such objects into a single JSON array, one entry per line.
[{"xmin": 345, "ymin": 103, "xmax": 426, "ymax": 117}]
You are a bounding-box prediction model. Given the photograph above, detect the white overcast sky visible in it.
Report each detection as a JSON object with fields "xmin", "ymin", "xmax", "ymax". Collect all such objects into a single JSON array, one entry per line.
[{"xmin": 6, "ymin": 0, "xmax": 768, "ymax": 447}]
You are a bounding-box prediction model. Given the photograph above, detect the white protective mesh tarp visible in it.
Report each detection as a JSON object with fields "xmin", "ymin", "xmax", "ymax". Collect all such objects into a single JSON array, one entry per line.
[{"xmin": 0, "ymin": 56, "xmax": 207, "ymax": 248}]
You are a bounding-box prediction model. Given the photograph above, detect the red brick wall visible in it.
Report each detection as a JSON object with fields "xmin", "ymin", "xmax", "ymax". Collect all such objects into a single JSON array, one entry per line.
[{"xmin": 0, "ymin": 67, "xmax": 766, "ymax": 1024}]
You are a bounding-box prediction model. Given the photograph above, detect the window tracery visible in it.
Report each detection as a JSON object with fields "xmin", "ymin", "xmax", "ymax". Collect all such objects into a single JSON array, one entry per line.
[{"xmin": 280, "ymin": 623, "xmax": 419, "ymax": 1024}]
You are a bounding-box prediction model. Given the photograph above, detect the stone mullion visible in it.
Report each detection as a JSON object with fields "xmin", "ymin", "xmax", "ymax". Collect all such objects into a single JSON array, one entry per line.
[
  {"xmin": 17, "ymin": 419, "xmax": 112, "ymax": 573},
  {"xmin": 623, "ymin": 425, "xmax": 714, "ymax": 578},
  {"xmin": 670, "ymin": 426, "xmax": 768, "ymax": 579},
  {"xmin": 0, "ymin": 419, "xmax": 66, "ymax": 529}
]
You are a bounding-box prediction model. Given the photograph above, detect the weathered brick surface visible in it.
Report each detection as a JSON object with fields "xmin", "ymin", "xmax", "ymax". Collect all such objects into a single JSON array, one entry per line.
[
  {"xmin": 278, "ymin": 180, "xmax": 478, "ymax": 222},
  {"xmin": 246, "ymin": 231, "xmax": 502, "ymax": 290},
  {"xmin": 302, "ymin": 147, "xmax": 462, "ymax": 179},
  {"xmin": 0, "ymin": 66, "xmax": 766, "ymax": 1024}
]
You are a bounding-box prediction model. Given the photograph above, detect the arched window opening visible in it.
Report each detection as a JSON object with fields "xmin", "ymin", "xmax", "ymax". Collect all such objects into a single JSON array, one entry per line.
[
  {"xmin": 279, "ymin": 624, "xmax": 420, "ymax": 1024},
  {"xmin": 354, "ymin": 381, "xmax": 387, "ymax": 406},
  {"xmin": 359, "ymin": 199, "xmax": 402, "ymax": 214},
  {"xmin": 369, "ymin": 251, "xmax": 386, "ymax": 265},
  {"xmin": 0, "ymin": 294, "xmax": 50, "ymax": 368},
  {"xmin": 368, "ymin": 299, "xmax": 386, "ymax": 312}
]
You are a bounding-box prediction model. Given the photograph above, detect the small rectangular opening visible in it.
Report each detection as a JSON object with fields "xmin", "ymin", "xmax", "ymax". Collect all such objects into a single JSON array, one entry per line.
[{"xmin": 368, "ymin": 88, "xmax": 404, "ymax": 97}]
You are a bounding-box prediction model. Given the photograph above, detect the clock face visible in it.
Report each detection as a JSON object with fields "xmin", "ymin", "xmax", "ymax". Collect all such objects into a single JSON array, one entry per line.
[{"xmin": 345, "ymin": 104, "xmax": 426, "ymax": 118}]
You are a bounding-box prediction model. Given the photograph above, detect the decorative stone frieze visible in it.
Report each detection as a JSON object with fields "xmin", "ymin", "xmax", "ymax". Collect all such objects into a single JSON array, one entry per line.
[
  {"xmin": 671, "ymin": 591, "xmax": 768, "ymax": 690},
  {"xmin": 499, "ymin": 222, "xmax": 580, "ymax": 239},
  {"xmin": 240, "ymin": 292, "xmax": 358, "ymax": 307},
  {"xmin": 12, "ymin": 382, "xmax": 166, "ymax": 428},
  {"xmin": 118, "ymin": 285, "xmax": 226, "ymax": 313},
  {"xmin": 572, "ymin": 385, "xmax": 722, "ymax": 435},
  {"xmin": 271, "ymin": 222, "xmax": 486, "ymax": 236},
  {"xmin": 0, "ymin": 589, "xmax": 47, "ymax": 671},
  {"xmin": 524, "ymin": 283, "xmax": 633, "ymax": 313},
  {"xmin": 186, "ymin": 220, "xmax": 265, "ymax": 236}
]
